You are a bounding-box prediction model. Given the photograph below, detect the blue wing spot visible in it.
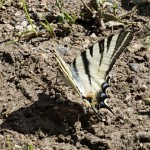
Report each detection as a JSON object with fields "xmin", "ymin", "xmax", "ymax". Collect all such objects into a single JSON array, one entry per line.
[
  {"xmin": 102, "ymin": 82, "xmax": 109, "ymax": 92},
  {"xmin": 101, "ymin": 93, "xmax": 108, "ymax": 99}
]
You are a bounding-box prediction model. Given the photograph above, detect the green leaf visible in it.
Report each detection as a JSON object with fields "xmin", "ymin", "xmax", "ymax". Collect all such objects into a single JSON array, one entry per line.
[
  {"xmin": 64, "ymin": 12, "xmax": 76, "ymax": 24},
  {"xmin": 64, "ymin": 12, "xmax": 72, "ymax": 22},
  {"xmin": 29, "ymin": 144, "xmax": 34, "ymax": 150},
  {"xmin": 58, "ymin": 13, "xmax": 65, "ymax": 24}
]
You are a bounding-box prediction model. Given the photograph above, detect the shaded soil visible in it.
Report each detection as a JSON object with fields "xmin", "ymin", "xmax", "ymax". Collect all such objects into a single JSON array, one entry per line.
[{"xmin": 0, "ymin": 0, "xmax": 150, "ymax": 149}]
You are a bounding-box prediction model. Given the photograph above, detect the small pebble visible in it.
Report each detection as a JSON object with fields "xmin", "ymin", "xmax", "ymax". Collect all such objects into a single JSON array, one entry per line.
[
  {"xmin": 5, "ymin": 24, "xmax": 14, "ymax": 30},
  {"xmin": 128, "ymin": 63, "xmax": 138, "ymax": 72},
  {"xmin": 142, "ymin": 97, "xmax": 150, "ymax": 105},
  {"xmin": 27, "ymin": 24, "xmax": 36, "ymax": 31},
  {"xmin": 63, "ymin": 37, "xmax": 71, "ymax": 43},
  {"xmin": 21, "ymin": 21, "xmax": 28, "ymax": 27},
  {"xmin": 56, "ymin": 45, "xmax": 69, "ymax": 56},
  {"xmin": 1, "ymin": 6, "xmax": 6, "ymax": 10},
  {"xmin": 90, "ymin": 33, "xmax": 97, "ymax": 39},
  {"xmin": 83, "ymin": 39, "xmax": 90, "ymax": 49},
  {"xmin": 107, "ymin": 141, "xmax": 112, "ymax": 149},
  {"xmin": 125, "ymin": 93, "xmax": 131, "ymax": 101},
  {"xmin": 15, "ymin": 25, "xmax": 24, "ymax": 30},
  {"xmin": 76, "ymin": 142, "xmax": 81, "ymax": 149},
  {"xmin": 14, "ymin": 11, "xmax": 22, "ymax": 16},
  {"xmin": 139, "ymin": 84, "xmax": 147, "ymax": 92},
  {"xmin": 16, "ymin": 1, "xmax": 23, "ymax": 8},
  {"xmin": 84, "ymin": 39, "xmax": 90, "ymax": 44},
  {"xmin": 133, "ymin": 55, "xmax": 144, "ymax": 62},
  {"xmin": 83, "ymin": 44, "xmax": 89, "ymax": 49},
  {"xmin": 120, "ymin": 119, "xmax": 124, "ymax": 124},
  {"xmin": 137, "ymin": 115, "xmax": 143, "ymax": 121}
]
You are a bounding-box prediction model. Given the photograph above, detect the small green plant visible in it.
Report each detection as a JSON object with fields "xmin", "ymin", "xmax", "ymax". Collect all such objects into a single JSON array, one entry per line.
[
  {"xmin": 28, "ymin": 144, "xmax": 34, "ymax": 150},
  {"xmin": 40, "ymin": 17, "xmax": 55, "ymax": 37},
  {"xmin": 56, "ymin": 0, "xmax": 77, "ymax": 25},
  {"xmin": 112, "ymin": 2, "xmax": 118, "ymax": 16},
  {"xmin": 6, "ymin": 138, "xmax": 12, "ymax": 150},
  {"xmin": 56, "ymin": 0, "xmax": 63, "ymax": 13},
  {"xmin": 5, "ymin": 140, "xmax": 34, "ymax": 150},
  {"xmin": 23, "ymin": 143, "xmax": 34, "ymax": 150},
  {"xmin": 63, "ymin": 12, "xmax": 77, "ymax": 25},
  {"xmin": 21, "ymin": 0, "xmax": 37, "ymax": 35},
  {"xmin": 0, "ymin": 0, "xmax": 4, "ymax": 7}
]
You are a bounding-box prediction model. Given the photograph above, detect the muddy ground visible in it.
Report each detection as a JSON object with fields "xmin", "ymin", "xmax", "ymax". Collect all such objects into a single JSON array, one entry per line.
[{"xmin": 0, "ymin": 0, "xmax": 150, "ymax": 149}]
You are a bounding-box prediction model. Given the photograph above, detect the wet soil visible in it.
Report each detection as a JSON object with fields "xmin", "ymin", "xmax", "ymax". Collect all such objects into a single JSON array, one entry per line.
[{"xmin": 0, "ymin": 0, "xmax": 150, "ymax": 149}]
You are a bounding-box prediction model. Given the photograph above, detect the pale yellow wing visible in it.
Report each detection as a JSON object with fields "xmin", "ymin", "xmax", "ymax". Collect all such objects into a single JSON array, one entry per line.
[{"xmin": 51, "ymin": 46, "xmax": 83, "ymax": 96}]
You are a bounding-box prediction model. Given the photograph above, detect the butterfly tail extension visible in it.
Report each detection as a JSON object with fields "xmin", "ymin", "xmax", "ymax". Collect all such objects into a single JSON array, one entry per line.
[{"xmin": 98, "ymin": 100, "xmax": 115, "ymax": 116}]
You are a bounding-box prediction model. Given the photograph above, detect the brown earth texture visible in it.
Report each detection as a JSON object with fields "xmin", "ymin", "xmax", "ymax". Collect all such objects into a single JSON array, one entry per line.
[{"xmin": 0, "ymin": 0, "xmax": 150, "ymax": 149}]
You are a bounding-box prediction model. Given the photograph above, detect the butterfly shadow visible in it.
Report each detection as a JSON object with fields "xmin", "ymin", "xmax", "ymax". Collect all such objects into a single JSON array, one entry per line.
[{"xmin": 0, "ymin": 92, "xmax": 95, "ymax": 137}]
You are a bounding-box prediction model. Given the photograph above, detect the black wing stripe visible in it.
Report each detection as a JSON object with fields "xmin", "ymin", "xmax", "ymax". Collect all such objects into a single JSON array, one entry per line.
[
  {"xmin": 99, "ymin": 39, "xmax": 105, "ymax": 53},
  {"xmin": 111, "ymin": 31, "xmax": 130, "ymax": 60},
  {"xmin": 89, "ymin": 46, "xmax": 93, "ymax": 57},
  {"xmin": 81, "ymin": 51, "xmax": 92, "ymax": 84},
  {"xmin": 107, "ymin": 35, "xmax": 113, "ymax": 52},
  {"xmin": 113, "ymin": 31, "xmax": 133, "ymax": 61},
  {"xmin": 72, "ymin": 59, "xmax": 79, "ymax": 77},
  {"xmin": 107, "ymin": 31, "xmax": 133, "ymax": 74},
  {"xmin": 98, "ymin": 40, "xmax": 105, "ymax": 66}
]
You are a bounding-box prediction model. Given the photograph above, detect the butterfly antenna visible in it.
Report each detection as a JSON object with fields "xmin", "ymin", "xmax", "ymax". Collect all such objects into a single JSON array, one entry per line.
[{"xmin": 90, "ymin": 104, "xmax": 102, "ymax": 121}]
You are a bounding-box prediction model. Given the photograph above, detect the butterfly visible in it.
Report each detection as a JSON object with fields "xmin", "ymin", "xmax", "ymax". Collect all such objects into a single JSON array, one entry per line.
[{"xmin": 51, "ymin": 30, "xmax": 133, "ymax": 119}]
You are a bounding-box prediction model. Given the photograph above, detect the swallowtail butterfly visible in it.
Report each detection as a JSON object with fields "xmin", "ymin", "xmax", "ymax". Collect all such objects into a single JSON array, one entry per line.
[{"xmin": 51, "ymin": 30, "xmax": 133, "ymax": 119}]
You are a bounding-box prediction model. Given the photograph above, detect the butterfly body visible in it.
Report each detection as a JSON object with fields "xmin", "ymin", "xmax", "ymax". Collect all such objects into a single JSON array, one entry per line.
[{"xmin": 52, "ymin": 30, "xmax": 133, "ymax": 117}]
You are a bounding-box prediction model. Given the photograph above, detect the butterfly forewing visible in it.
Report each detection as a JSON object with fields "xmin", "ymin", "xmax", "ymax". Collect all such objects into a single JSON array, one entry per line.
[{"xmin": 53, "ymin": 48, "xmax": 82, "ymax": 95}]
